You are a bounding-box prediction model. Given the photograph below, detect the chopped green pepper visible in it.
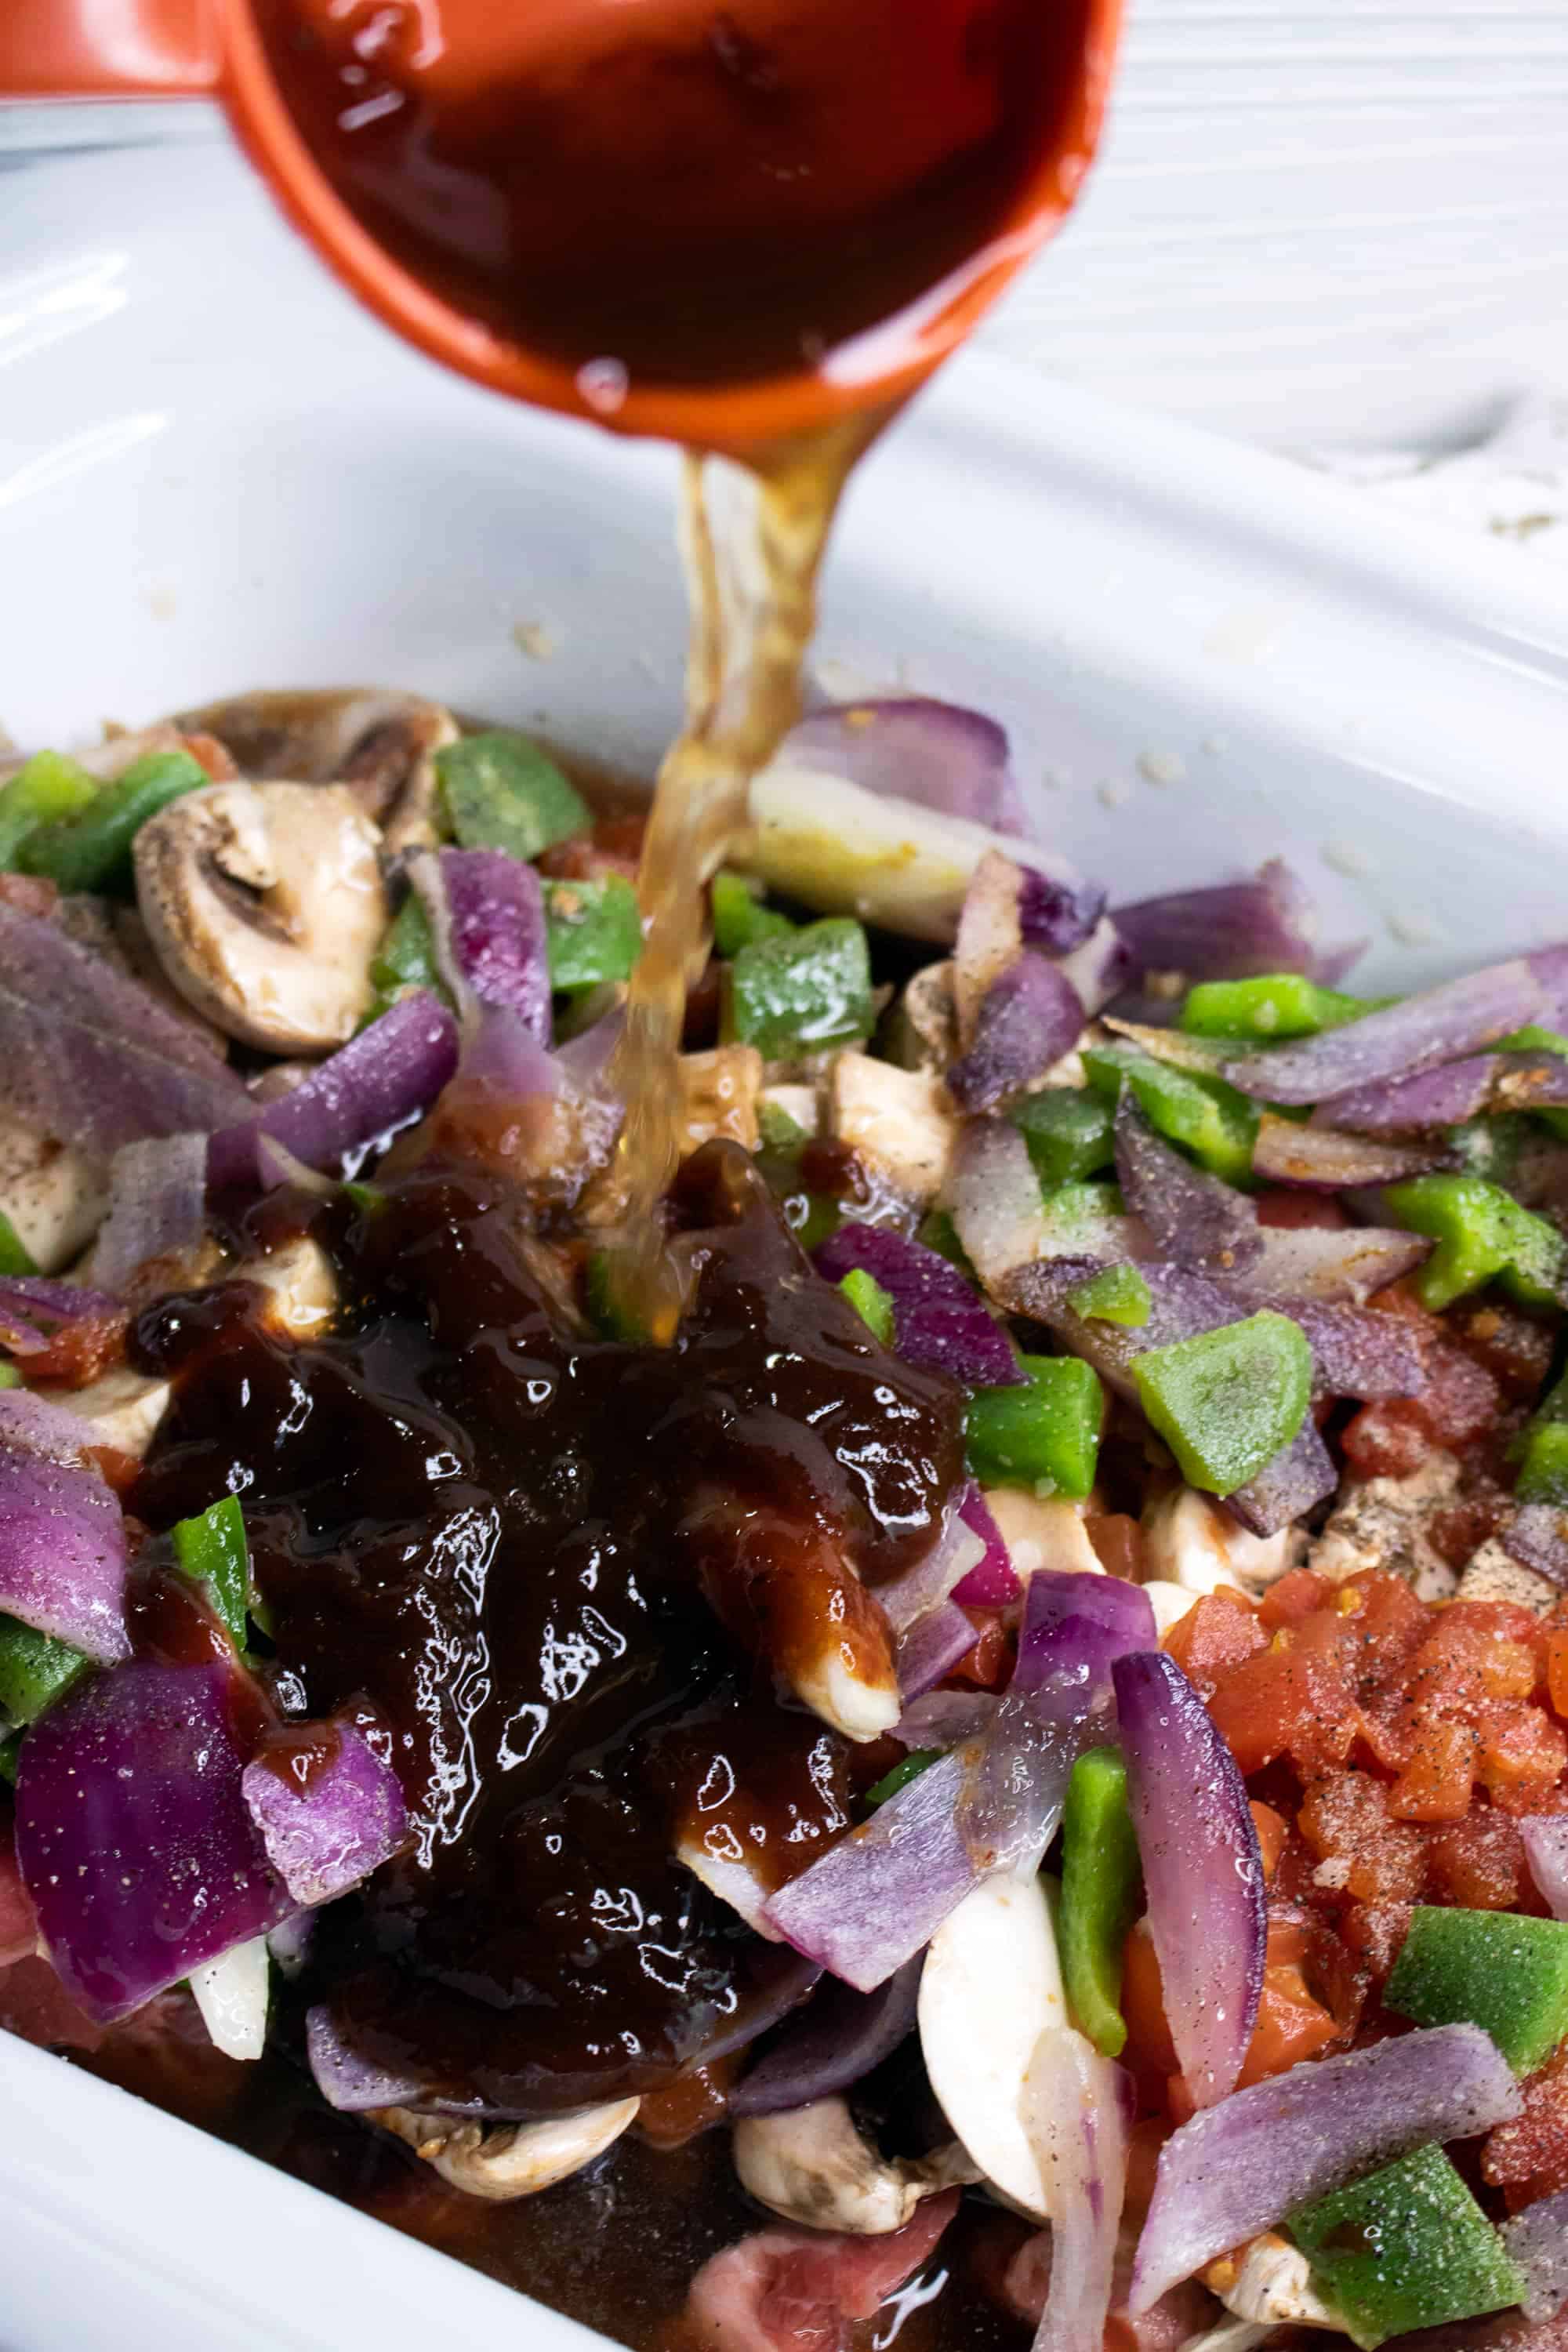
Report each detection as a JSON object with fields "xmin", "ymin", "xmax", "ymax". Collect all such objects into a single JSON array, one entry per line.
[
  {"xmin": 0, "ymin": 1210, "xmax": 37, "ymax": 1279},
  {"xmin": 1180, "ymin": 973, "xmax": 1385, "ymax": 1040},
  {"xmin": 964, "ymin": 1355, "xmax": 1102, "ymax": 1497},
  {"xmin": 0, "ymin": 748, "xmax": 98, "ymax": 869},
  {"xmin": 1384, "ymin": 1905, "xmax": 1568, "ymax": 2073},
  {"xmin": 727, "ymin": 918, "xmax": 875, "ymax": 1057},
  {"xmin": 1068, "ymin": 1265, "xmax": 1152, "ymax": 1327},
  {"xmin": 1446, "ymin": 1114, "xmax": 1526, "ymax": 1186},
  {"xmin": 0, "ymin": 1614, "xmax": 89, "ymax": 1723},
  {"xmin": 1382, "ymin": 1174, "xmax": 1566, "ymax": 1312},
  {"xmin": 711, "ymin": 871, "xmax": 793, "ymax": 959},
  {"xmin": 1133, "ymin": 1311, "xmax": 1312, "ymax": 1496},
  {"xmin": 342, "ymin": 1179, "xmax": 388, "ymax": 1218},
  {"xmin": 366, "ymin": 892, "xmax": 448, "ymax": 1023},
  {"xmin": 866, "ymin": 1750, "xmax": 941, "ymax": 1809},
  {"xmin": 16, "ymin": 749, "xmax": 209, "ymax": 895},
  {"xmin": 0, "ymin": 1364, "xmax": 21, "ymax": 1392},
  {"xmin": 0, "ymin": 1730, "xmax": 20, "ymax": 1785},
  {"xmin": 1058, "ymin": 1746, "xmax": 1142, "ymax": 2057},
  {"xmin": 839, "ymin": 1268, "xmax": 895, "ymax": 1346},
  {"xmin": 1513, "ymin": 1366, "xmax": 1568, "ymax": 1506},
  {"xmin": 435, "ymin": 731, "xmax": 589, "ymax": 859},
  {"xmin": 544, "ymin": 874, "xmax": 642, "ymax": 991},
  {"xmin": 1081, "ymin": 1043, "xmax": 1258, "ymax": 1185},
  {"xmin": 757, "ymin": 1099, "xmax": 809, "ymax": 1152},
  {"xmin": 1039, "ymin": 1179, "xmax": 1128, "ymax": 1255},
  {"xmin": 1497, "ymin": 1025, "xmax": 1568, "ymax": 1057},
  {"xmin": 916, "ymin": 1208, "xmax": 977, "ymax": 1279},
  {"xmin": 1009, "ymin": 1087, "xmax": 1116, "ymax": 1187},
  {"xmin": 172, "ymin": 1495, "xmax": 250, "ymax": 1650},
  {"xmin": 585, "ymin": 1248, "xmax": 653, "ymax": 1344},
  {"xmin": 1287, "ymin": 2144, "xmax": 1525, "ymax": 2350}
]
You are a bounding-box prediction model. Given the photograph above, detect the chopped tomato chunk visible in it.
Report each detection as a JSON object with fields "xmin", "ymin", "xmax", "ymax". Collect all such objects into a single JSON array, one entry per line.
[
  {"xmin": 1163, "ymin": 1590, "xmax": 1265, "ymax": 1702},
  {"xmin": 1483, "ymin": 2042, "xmax": 1568, "ymax": 2209},
  {"xmin": 1298, "ymin": 1769, "xmax": 1427, "ymax": 1904},
  {"xmin": 1427, "ymin": 1806, "xmax": 1544, "ymax": 1913},
  {"xmin": 1258, "ymin": 1570, "xmax": 1333, "ymax": 1631},
  {"xmin": 1387, "ymin": 1717, "xmax": 1479, "ymax": 1823},
  {"xmin": 1234, "ymin": 1918, "xmax": 1342, "ymax": 2089}
]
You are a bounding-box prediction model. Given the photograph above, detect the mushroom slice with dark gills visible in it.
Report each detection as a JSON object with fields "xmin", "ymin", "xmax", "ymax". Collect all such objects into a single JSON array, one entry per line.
[
  {"xmin": 172, "ymin": 688, "xmax": 459, "ymax": 852},
  {"xmin": 372, "ymin": 2100, "xmax": 642, "ymax": 2201},
  {"xmin": 133, "ymin": 781, "xmax": 388, "ymax": 1053}
]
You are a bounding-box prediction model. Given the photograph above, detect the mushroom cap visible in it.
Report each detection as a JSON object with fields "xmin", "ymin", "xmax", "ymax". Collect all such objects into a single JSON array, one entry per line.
[
  {"xmin": 374, "ymin": 2098, "xmax": 641, "ymax": 2201},
  {"xmin": 172, "ymin": 688, "xmax": 458, "ymax": 854},
  {"xmin": 732, "ymin": 2097, "xmax": 972, "ymax": 2237},
  {"xmin": 918, "ymin": 1874, "xmax": 1068, "ymax": 2220},
  {"xmin": 133, "ymin": 781, "xmax": 388, "ymax": 1054}
]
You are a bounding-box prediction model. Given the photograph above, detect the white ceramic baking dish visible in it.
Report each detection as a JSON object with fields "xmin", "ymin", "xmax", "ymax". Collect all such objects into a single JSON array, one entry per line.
[{"xmin": 3, "ymin": 133, "xmax": 1568, "ymax": 2352}]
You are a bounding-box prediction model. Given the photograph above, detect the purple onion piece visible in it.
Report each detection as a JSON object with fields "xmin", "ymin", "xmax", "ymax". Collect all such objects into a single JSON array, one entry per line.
[
  {"xmin": 1504, "ymin": 1507, "xmax": 1568, "ymax": 1588},
  {"xmin": 1227, "ymin": 1417, "xmax": 1338, "ymax": 1537},
  {"xmin": 208, "ymin": 991, "xmax": 460, "ymax": 1190},
  {"xmin": 1521, "ymin": 1818, "xmax": 1568, "ymax": 1922},
  {"xmin": 1015, "ymin": 1573, "xmax": 1156, "ymax": 1693},
  {"xmin": 783, "ymin": 699, "xmax": 1022, "ymax": 833},
  {"xmin": 1112, "ymin": 860, "xmax": 1319, "ymax": 982},
  {"xmin": 947, "ymin": 953, "xmax": 1085, "ymax": 1115},
  {"xmin": 93, "ymin": 1133, "xmax": 207, "ymax": 1294},
  {"xmin": 0, "ymin": 1390, "xmax": 129, "ymax": 1661},
  {"xmin": 1252, "ymin": 1113, "xmax": 1451, "ymax": 1188},
  {"xmin": 814, "ymin": 1222, "xmax": 1022, "ymax": 1388},
  {"xmin": 1024, "ymin": 2028, "xmax": 1134, "ymax": 2352},
  {"xmin": 1246, "ymin": 1221, "xmax": 1431, "ymax": 1304},
  {"xmin": 893, "ymin": 1687, "xmax": 1000, "ymax": 1751},
  {"xmin": 0, "ymin": 898, "xmax": 253, "ymax": 1153},
  {"xmin": 241, "ymin": 1721, "xmax": 409, "ymax": 1907},
  {"xmin": 1058, "ymin": 917, "xmax": 1135, "ymax": 1016},
  {"xmin": 415, "ymin": 845, "xmax": 551, "ymax": 1044},
  {"xmin": 1225, "ymin": 954, "xmax": 1553, "ymax": 1107},
  {"xmin": 730, "ymin": 1958, "xmax": 923, "ymax": 2119},
  {"xmin": 1002, "ymin": 1258, "xmax": 1243, "ymax": 1401},
  {"xmin": 0, "ymin": 1276, "xmax": 122, "ymax": 1358},
  {"xmin": 952, "ymin": 1484, "xmax": 1018, "ymax": 1606},
  {"xmin": 895, "ymin": 1602, "xmax": 977, "ymax": 1701},
  {"xmin": 1129, "ymin": 2024, "xmax": 1523, "ymax": 2314},
  {"xmin": 1313, "ymin": 939, "xmax": 1370, "ymax": 988},
  {"xmin": 876, "ymin": 1508, "xmax": 987, "ymax": 1637},
  {"xmin": 946, "ymin": 1118, "xmax": 1051, "ymax": 1290},
  {"xmin": 1314, "ymin": 1055, "xmax": 1502, "ymax": 1134},
  {"xmin": 306, "ymin": 2005, "xmax": 440, "ymax": 2114},
  {"xmin": 16, "ymin": 1661, "xmax": 291, "ymax": 2020},
  {"xmin": 1229, "ymin": 1294, "xmax": 1427, "ymax": 1403},
  {"xmin": 1113, "ymin": 1649, "xmax": 1265, "ymax": 2108},
  {"xmin": 1501, "ymin": 2189, "xmax": 1568, "ymax": 2323},
  {"xmin": 1016, "ymin": 865, "xmax": 1107, "ymax": 957},
  {"xmin": 1112, "ymin": 1091, "xmax": 1261, "ymax": 1271}
]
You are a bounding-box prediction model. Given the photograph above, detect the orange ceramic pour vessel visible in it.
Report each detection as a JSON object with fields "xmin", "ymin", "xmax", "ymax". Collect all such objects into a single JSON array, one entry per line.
[{"xmin": 0, "ymin": 0, "xmax": 1120, "ymax": 452}]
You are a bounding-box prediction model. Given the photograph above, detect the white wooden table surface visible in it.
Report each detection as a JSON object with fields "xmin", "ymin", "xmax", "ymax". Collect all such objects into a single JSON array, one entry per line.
[{"xmin": 5, "ymin": 0, "xmax": 1568, "ymax": 459}]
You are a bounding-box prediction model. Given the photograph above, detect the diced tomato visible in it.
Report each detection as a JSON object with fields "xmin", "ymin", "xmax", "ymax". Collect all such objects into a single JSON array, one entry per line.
[
  {"xmin": 1387, "ymin": 1716, "xmax": 1478, "ymax": 1822},
  {"xmin": 1447, "ymin": 1298, "xmax": 1557, "ymax": 1400},
  {"xmin": 178, "ymin": 729, "xmax": 239, "ymax": 781},
  {"xmin": 1208, "ymin": 1613, "xmax": 1367, "ymax": 1776},
  {"xmin": 1163, "ymin": 1590, "xmax": 1265, "ymax": 1701},
  {"xmin": 1341, "ymin": 1287, "xmax": 1501, "ymax": 1479},
  {"xmin": 1258, "ymin": 1570, "xmax": 1334, "ymax": 1631},
  {"xmin": 1120, "ymin": 1918, "xmax": 1178, "ymax": 2081},
  {"xmin": 1546, "ymin": 1623, "xmax": 1568, "ymax": 1722},
  {"xmin": 1234, "ymin": 1918, "xmax": 1343, "ymax": 2088},
  {"xmin": 947, "ymin": 1610, "xmax": 1014, "ymax": 1691},
  {"xmin": 537, "ymin": 811, "xmax": 644, "ymax": 885},
  {"xmin": 1476, "ymin": 1702, "xmax": 1568, "ymax": 1812},
  {"xmin": 1250, "ymin": 1802, "xmax": 1289, "ymax": 1882},
  {"xmin": 1427, "ymin": 1807, "xmax": 1544, "ymax": 1913},
  {"xmin": 1297, "ymin": 1769, "xmax": 1428, "ymax": 1904},
  {"xmin": 1483, "ymin": 2042, "xmax": 1568, "ymax": 2209},
  {"xmin": 1085, "ymin": 1513, "xmax": 1144, "ymax": 1584},
  {"xmin": 1339, "ymin": 1899, "xmax": 1414, "ymax": 1991}
]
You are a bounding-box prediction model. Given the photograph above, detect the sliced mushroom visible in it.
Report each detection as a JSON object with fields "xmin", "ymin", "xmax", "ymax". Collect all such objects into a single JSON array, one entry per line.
[
  {"xmin": 733, "ymin": 2097, "xmax": 975, "ymax": 2236},
  {"xmin": 759, "ymin": 1082, "xmax": 821, "ymax": 1140},
  {"xmin": 919, "ymin": 1875, "xmax": 1068, "ymax": 2220},
  {"xmin": 1203, "ymin": 2232, "xmax": 1346, "ymax": 2334},
  {"xmin": 0, "ymin": 1117, "xmax": 110, "ymax": 1273},
  {"xmin": 174, "ymin": 688, "xmax": 459, "ymax": 854},
  {"xmin": 829, "ymin": 1052, "xmax": 955, "ymax": 1209},
  {"xmin": 681, "ymin": 1046, "xmax": 763, "ymax": 1156},
  {"xmin": 882, "ymin": 960, "xmax": 958, "ymax": 1076},
  {"xmin": 134, "ymin": 782, "xmax": 388, "ymax": 1052},
  {"xmin": 983, "ymin": 1488, "xmax": 1103, "ymax": 1582},
  {"xmin": 373, "ymin": 2098, "xmax": 640, "ymax": 2201},
  {"xmin": 41, "ymin": 1363, "xmax": 172, "ymax": 1458},
  {"xmin": 1141, "ymin": 1488, "xmax": 1300, "ymax": 1599},
  {"xmin": 243, "ymin": 1236, "xmax": 339, "ymax": 1341}
]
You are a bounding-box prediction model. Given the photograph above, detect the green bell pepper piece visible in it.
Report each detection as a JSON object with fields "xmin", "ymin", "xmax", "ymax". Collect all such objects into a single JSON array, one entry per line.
[
  {"xmin": 1288, "ymin": 2143, "xmax": 1525, "ymax": 2350},
  {"xmin": 1082, "ymin": 1043, "xmax": 1258, "ymax": 1185},
  {"xmin": 1068, "ymin": 1265, "xmax": 1151, "ymax": 1327},
  {"xmin": 0, "ymin": 749, "xmax": 98, "ymax": 869},
  {"xmin": 0, "ymin": 1364, "xmax": 21, "ymax": 1391},
  {"xmin": 172, "ymin": 1495, "xmax": 250, "ymax": 1650},
  {"xmin": 342, "ymin": 1179, "xmax": 387, "ymax": 1218},
  {"xmin": 1133, "ymin": 1311, "xmax": 1312, "ymax": 1496},
  {"xmin": 1497, "ymin": 1025, "xmax": 1568, "ymax": 1056},
  {"xmin": 584, "ymin": 1248, "xmax": 656, "ymax": 1344},
  {"xmin": 965, "ymin": 1355, "xmax": 1103, "ymax": 1497},
  {"xmin": 728, "ymin": 918, "xmax": 875, "ymax": 1057},
  {"xmin": 917, "ymin": 1208, "xmax": 978, "ymax": 1280},
  {"xmin": 1058, "ymin": 1746, "xmax": 1142, "ymax": 2057},
  {"xmin": 866, "ymin": 1749, "xmax": 942, "ymax": 1809},
  {"xmin": 712, "ymin": 871, "xmax": 793, "ymax": 959},
  {"xmin": 1009, "ymin": 1087, "xmax": 1116, "ymax": 1187},
  {"xmin": 1382, "ymin": 1174, "xmax": 1566, "ymax": 1312},
  {"xmin": 1180, "ymin": 973, "xmax": 1388, "ymax": 1040},
  {"xmin": 1385, "ymin": 1905, "xmax": 1568, "ymax": 2073},
  {"xmin": 0, "ymin": 1730, "xmax": 20, "ymax": 1785},
  {"xmin": 839, "ymin": 1268, "xmax": 895, "ymax": 1346},
  {"xmin": 757, "ymin": 1099, "xmax": 809, "ymax": 1152},
  {"xmin": 436, "ymin": 731, "xmax": 589, "ymax": 859},
  {"xmin": 1513, "ymin": 1366, "xmax": 1568, "ymax": 1505},
  {"xmin": 544, "ymin": 874, "xmax": 642, "ymax": 991},
  {"xmin": 1038, "ymin": 1179, "xmax": 1128, "ymax": 1255},
  {"xmin": 16, "ymin": 750, "xmax": 209, "ymax": 895},
  {"xmin": 0, "ymin": 1615, "xmax": 89, "ymax": 1723},
  {"xmin": 0, "ymin": 1210, "xmax": 38, "ymax": 1279},
  {"xmin": 1445, "ymin": 1113, "xmax": 1526, "ymax": 1186},
  {"xmin": 365, "ymin": 892, "xmax": 448, "ymax": 1023}
]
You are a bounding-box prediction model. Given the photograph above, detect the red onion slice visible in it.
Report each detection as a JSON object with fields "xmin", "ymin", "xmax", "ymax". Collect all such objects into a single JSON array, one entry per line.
[
  {"xmin": 305, "ymin": 2005, "xmax": 437, "ymax": 2113},
  {"xmin": 93, "ymin": 1134, "xmax": 208, "ymax": 1294},
  {"xmin": 784, "ymin": 699, "xmax": 1025, "ymax": 833},
  {"xmin": 1501, "ymin": 2190, "xmax": 1568, "ymax": 2323},
  {"xmin": 1113, "ymin": 1649, "xmax": 1265, "ymax": 2108},
  {"xmin": 1059, "ymin": 918, "xmax": 1136, "ymax": 1017},
  {"xmin": 953, "ymin": 1484, "xmax": 1019, "ymax": 1606},
  {"xmin": 1252, "ymin": 1113, "xmax": 1451, "ymax": 1188},
  {"xmin": 0, "ymin": 1277, "xmax": 122, "ymax": 1358},
  {"xmin": 1504, "ymin": 1508, "xmax": 1568, "ymax": 1588},
  {"xmin": 1315, "ymin": 1055, "xmax": 1503, "ymax": 1134},
  {"xmin": 1112, "ymin": 861, "xmax": 1319, "ymax": 982},
  {"xmin": 208, "ymin": 990, "xmax": 460, "ymax": 1189},
  {"xmin": 1023, "ymin": 2027, "xmax": 1134, "ymax": 2352},
  {"xmin": 242, "ymin": 1720, "xmax": 409, "ymax": 1907},
  {"xmin": 16, "ymin": 1660, "xmax": 291, "ymax": 2020},
  {"xmin": 1522, "ymin": 1817, "xmax": 1568, "ymax": 1920},
  {"xmin": 0, "ymin": 1390, "xmax": 129, "ymax": 1661},
  {"xmin": 896, "ymin": 1601, "xmax": 981, "ymax": 1701},
  {"xmin": 1129, "ymin": 2024, "xmax": 1523, "ymax": 2313},
  {"xmin": 1226, "ymin": 1417, "xmax": 1338, "ymax": 1536},
  {"xmin": 1225, "ymin": 955, "xmax": 1551, "ymax": 1105},
  {"xmin": 948, "ymin": 1119, "xmax": 1146, "ymax": 1294},
  {"xmin": 411, "ymin": 845, "xmax": 551, "ymax": 1043},
  {"xmin": 947, "ymin": 955, "xmax": 1085, "ymax": 1115},
  {"xmin": 1245, "ymin": 1221, "xmax": 1431, "ymax": 1304},
  {"xmin": 1235, "ymin": 1294, "xmax": 1426, "ymax": 1403},
  {"xmin": 877, "ymin": 1506, "xmax": 989, "ymax": 1636},
  {"xmin": 1016, "ymin": 1573, "xmax": 1156, "ymax": 1690},
  {"xmin": 1112, "ymin": 1091, "xmax": 1261, "ymax": 1272},
  {"xmin": 814, "ymin": 1224, "xmax": 1022, "ymax": 1388},
  {"xmin": 0, "ymin": 899, "xmax": 252, "ymax": 1153},
  {"xmin": 730, "ymin": 1957, "xmax": 923, "ymax": 2119}
]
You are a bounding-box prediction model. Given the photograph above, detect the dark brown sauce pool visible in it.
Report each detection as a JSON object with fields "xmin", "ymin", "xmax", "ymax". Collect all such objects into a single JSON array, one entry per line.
[{"xmin": 82, "ymin": 1141, "xmax": 1021, "ymax": 2347}]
